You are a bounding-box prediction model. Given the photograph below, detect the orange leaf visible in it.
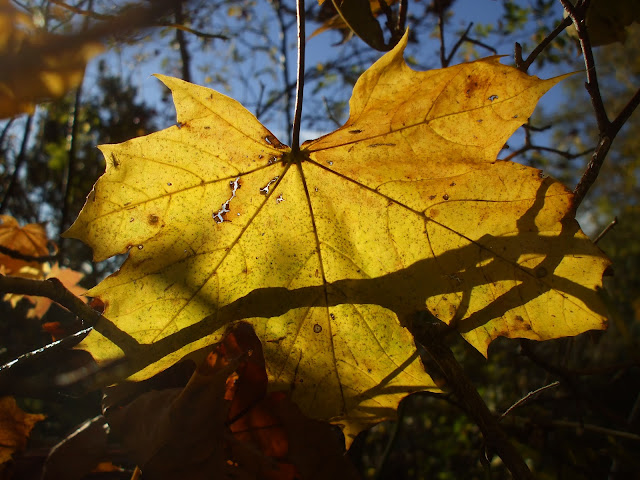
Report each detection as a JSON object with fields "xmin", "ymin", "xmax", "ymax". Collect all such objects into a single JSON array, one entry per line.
[
  {"xmin": 0, "ymin": 396, "xmax": 45, "ymax": 467},
  {"xmin": 0, "ymin": 214, "xmax": 50, "ymax": 275},
  {"xmin": 25, "ymin": 263, "xmax": 87, "ymax": 319}
]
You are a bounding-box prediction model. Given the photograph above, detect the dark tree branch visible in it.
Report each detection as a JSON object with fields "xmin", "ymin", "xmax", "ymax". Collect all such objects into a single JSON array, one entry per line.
[
  {"xmin": 561, "ymin": 0, "xmax": 609, "ymax": 131},
  {"xmin": 515, "ymin": 16, "xmax": 572, "ymax": 72},
  {"xmin": 0, "ymin": 115, "xmax": 33, "ymax": 214},
  {"xmin": 396, "ymin": 0, "xmax": 408, "ymax": 36},
  {"xmin": 552, "ymin": 1, "xmax": 640, "ymax": 209},
  {"xmin": 412, "ymin": 321, "xmax": 534, "ymax": 480},
  {"xmin": 438, "ymin": 8, "xmax": 447, "ymax": 68},
  {"xmin": 0, "ymin": 274, "xmax": 101, "ymax": 330},
  {"xmin": 610, "ymin": 87, "xmax": 640, "ymax": 135},
  {"xmin": 291, "ymin": 0, "xmax": 306, "ymax": 153},
  {"xmin": 274, "ymin": 0, "xmax": 293, "ymax": 145},
  {"xmin": 574, "ymin": 87, "xmax": 640, "ymax": 207},
  {"xmin": 0, "ymin": 244, "xmax": 58, "ymax": 263},
  {"xmin": 174, "ymin": 0, "xmax": 192, "ymax": 82}
]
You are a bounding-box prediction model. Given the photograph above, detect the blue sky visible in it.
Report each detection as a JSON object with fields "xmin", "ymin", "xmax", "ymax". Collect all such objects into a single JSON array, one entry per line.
[{"xmin": 90, "ymin": 0, "xmax": 574, "ymax": 144}]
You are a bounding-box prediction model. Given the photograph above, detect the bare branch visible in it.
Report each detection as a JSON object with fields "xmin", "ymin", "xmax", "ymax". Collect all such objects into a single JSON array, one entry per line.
[
  {"xmin": 0, "ymin": 245, "xmax": 58, "ymax": 263},
  {"xmin": 500, "ymin": 381, "xmax": 560, "ymax": 420},
  {"xmin": 515, "ymin": 16, "xmax": 572, "ymax": 72},
  {"xmin": 593, "ymin": 217, "xmax": 618, "ymax": 244},
  {"xmin": 291, "ymin": 0, "xmax": 306, "ymax": 153}
]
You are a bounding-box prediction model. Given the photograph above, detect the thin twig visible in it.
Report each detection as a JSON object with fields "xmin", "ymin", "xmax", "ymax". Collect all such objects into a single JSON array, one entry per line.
[
  {"xmin": 291, "ymin": 0, "xmax": 306, "ymax": 153},
  {"xmin": 515, "ymin": 16, "xmax": 572, "ymax": 72},
  {"xmin": 465, "ymin": 37, "xmax": 497, "ymax": 55},
  {"xmin": 501, "ymin": 415, "xmax": 640, "ymax": 443},
  {"xmin": 593, "ymin": 217, "xmax": 618, "ymax": 244},
  {"xmin": 0, "ymin": 327, "xmax": 93, "ymax": 374},
  {"xmin": 446, "ymin": 23, "xmax": 473, "ymax": 66},
  {"xmin": 522, "ymin": 123, "xmax": 551, "ymax": 133},
  {"xmin": 502, "ymin": 145, "xmax": 592, "ymax": 162},
  {"xmin": 321, "ymin": 97, "xmax": 342, "ymax": 127},
  {"xmin": 551, "ymin": 420, "xmax": 640, "ymax": 442},
  {"xmin": 500, "ymin": 381, "xmax": 560, "ymax": 420},
  {"xmin": 156, "ymin": 23, "xmax": 229, "ymax": 40}
]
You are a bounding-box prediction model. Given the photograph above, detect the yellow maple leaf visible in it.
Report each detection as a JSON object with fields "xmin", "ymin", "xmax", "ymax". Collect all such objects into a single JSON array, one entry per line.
[{"xmin": 65, "ymin": 34, "xmax": 609, "ymax": 444}]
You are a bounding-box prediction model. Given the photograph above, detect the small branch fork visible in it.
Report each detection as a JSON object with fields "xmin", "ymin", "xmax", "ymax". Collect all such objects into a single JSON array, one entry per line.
[{"xmin": 438, "ymin": 19, "xmax": 496, "ymax": 68}]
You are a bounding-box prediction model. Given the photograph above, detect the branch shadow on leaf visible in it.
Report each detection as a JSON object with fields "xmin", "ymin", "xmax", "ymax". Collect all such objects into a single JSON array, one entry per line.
[{"xmin": 88, "ymin": 180, "xmax": 608, "ymax": 394}]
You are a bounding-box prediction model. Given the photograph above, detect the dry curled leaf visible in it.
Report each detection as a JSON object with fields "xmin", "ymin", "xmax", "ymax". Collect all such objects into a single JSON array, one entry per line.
[
  {"xmin": 42, "ymin": 416, "xmax": 110, "ymax": 480},
  {"xmin": 106, "ymin": 325, "xmax": 358, "ymax": 479}
]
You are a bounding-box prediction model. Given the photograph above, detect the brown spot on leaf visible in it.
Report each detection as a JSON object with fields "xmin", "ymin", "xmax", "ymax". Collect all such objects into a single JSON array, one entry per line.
[{"xmin": 148, "ymin": 214, "xmax": 159, "ymax": 225}]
